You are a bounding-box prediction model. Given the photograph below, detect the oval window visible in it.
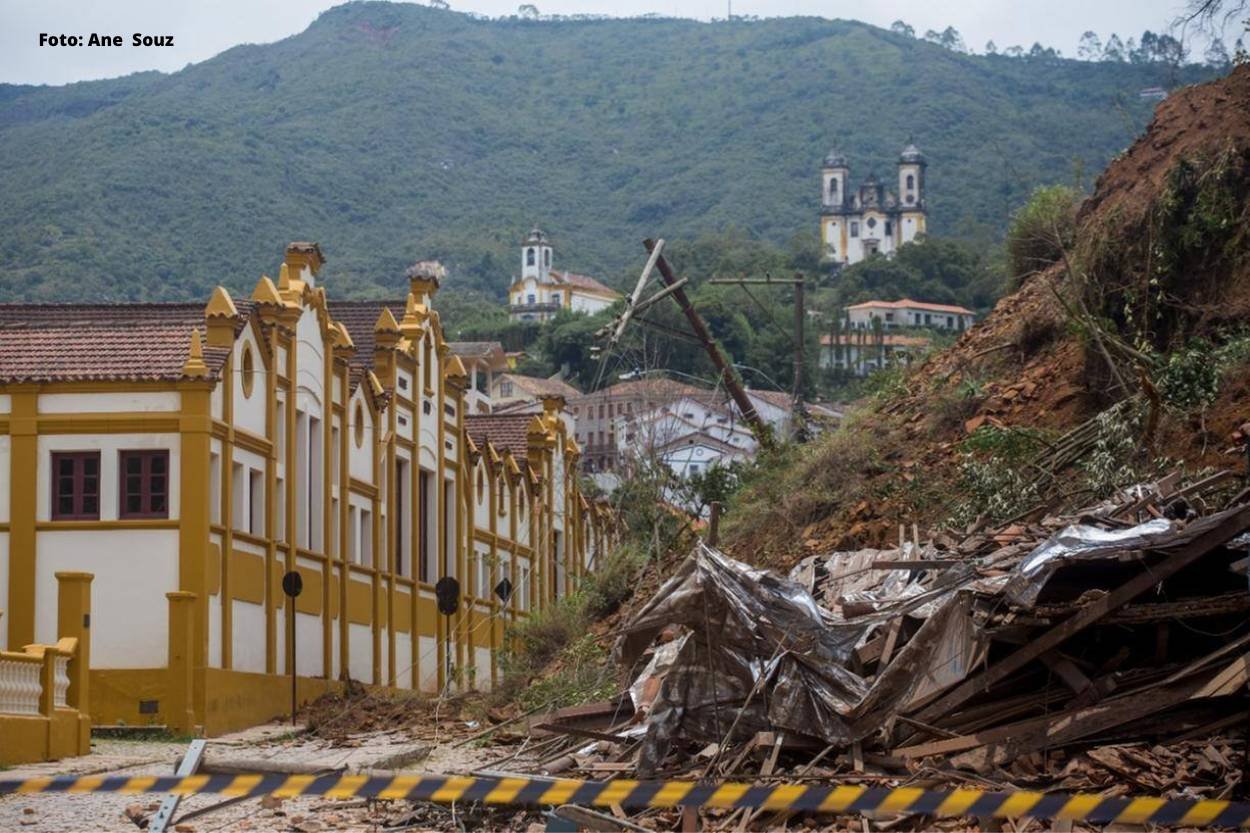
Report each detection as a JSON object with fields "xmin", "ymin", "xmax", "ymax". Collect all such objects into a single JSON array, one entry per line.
[
  {"xmin": 354, "ymin": 402, "xmax": 365, "ymax": 448},
  {"xmin": 241, "ymin": 345, "xmax": 255, "ymax": 399},
  {"xmin": 867, "ymin": 217, "xmax": 877, "ymax": 229}
]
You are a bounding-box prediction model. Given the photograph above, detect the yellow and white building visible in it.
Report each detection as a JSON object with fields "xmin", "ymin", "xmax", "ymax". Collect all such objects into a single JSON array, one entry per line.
[
  {"xmin": 507, "ymin": 228, "xmax": 621, "ymax": 322},
  {"xmin": 0, "ymin": 243, "xmax": 616, "ymax": 738},
  {"xmin": 819, "ymin": 142, "xmax": 928, "ymax": 265}
]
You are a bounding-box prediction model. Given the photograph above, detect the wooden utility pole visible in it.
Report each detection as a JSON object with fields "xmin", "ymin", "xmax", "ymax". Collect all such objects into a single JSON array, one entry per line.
[
  {"xmin": 644, "ymin": 239, "xmax": 772, "ymax": 448},
  {"xmin": 792, "ymin": 276, "xmax": 805, "ymax": 404}
]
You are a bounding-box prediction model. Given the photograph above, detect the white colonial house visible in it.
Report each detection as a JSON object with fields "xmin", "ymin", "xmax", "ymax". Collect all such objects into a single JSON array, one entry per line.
[
  {"xmin": 821, "ymin": 332, "xmax": 932, "ymax": 376},
  {"xmin": 845, "ymin": 298, "xmax": 975, "ymax": 332},
  {"xmin": 616, "ymin": 395, "xmax": 757, "ymax": 479},
  {"xmin": 0, "ymin": 242, "xmax": 616, "ymax": 742},
  {"xmin": 507, "ymin": 229, "xmax": 621, "ymax": 322},
  {"xmin": 820, "ymin": 142, "xmax": 928, "ymax": 266}
]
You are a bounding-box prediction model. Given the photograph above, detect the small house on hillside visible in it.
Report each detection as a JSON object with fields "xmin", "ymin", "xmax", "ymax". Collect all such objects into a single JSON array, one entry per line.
[{"xmin": 845, "ymin": 298, "xmax": 974, "ymax": 332}]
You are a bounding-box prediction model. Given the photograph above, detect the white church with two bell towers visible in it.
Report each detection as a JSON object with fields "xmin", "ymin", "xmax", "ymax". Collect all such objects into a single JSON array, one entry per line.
[{"xmin": 820, "ymin": 141, "xmax": 928, "ymax": 267}]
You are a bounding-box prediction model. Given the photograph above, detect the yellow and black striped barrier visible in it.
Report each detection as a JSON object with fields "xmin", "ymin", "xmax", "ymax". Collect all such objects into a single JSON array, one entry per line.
[{"xmin": 2, "ymin": 772, "xmax": 1248, "ymax": 827}]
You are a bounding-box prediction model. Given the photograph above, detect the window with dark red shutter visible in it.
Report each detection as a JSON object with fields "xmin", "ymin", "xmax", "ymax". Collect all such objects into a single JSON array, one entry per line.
[
  {"xmin": 119, "ymin": 450, "xmax": 170, "ymax": 519},
  {"xmin": 51, "ymin": 452, "xmax": 101, "ymax": 520}
]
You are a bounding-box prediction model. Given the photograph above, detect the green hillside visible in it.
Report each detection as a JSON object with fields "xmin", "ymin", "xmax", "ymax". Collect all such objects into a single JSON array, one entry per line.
[{"xmin": 0, "ymin": 2, "xmax": 1212, "ymax": 303}]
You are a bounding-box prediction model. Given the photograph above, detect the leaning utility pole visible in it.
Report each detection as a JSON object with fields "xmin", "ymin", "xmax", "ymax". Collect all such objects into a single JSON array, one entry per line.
[
  {"xmin": 792, "ymin": 275, "xmax": 805, "ymax": 404},
  {"xmin": 643, "ymin": 239, "xmax": 773, "ymax": 448}
]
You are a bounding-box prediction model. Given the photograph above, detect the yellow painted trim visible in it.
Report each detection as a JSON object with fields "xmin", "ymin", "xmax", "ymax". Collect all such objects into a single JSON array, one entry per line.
[
  {"xmin": 37, "ymin": 413, "xmax": 181, "ymax": 435},
  {"xmin": 35, "ymin": 520, "xmax": 179, "ymax": 532}
]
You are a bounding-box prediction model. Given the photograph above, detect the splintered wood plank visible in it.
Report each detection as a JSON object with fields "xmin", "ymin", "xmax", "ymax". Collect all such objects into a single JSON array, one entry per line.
[{"xmin": 910, "ymin": 504, "xmax": 1250, "ymax": 726}]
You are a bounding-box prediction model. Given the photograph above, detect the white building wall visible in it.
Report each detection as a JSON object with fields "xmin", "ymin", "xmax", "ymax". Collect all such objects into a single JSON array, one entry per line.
[
  {"xmin": 569, "ymin": 293, "xmax": 614, "ymax": 315},
  {"xmin": 295, "ymin": 610, "xmax": 322, "ymax": 678},
  {"xmin": 38, "ymin": 392, "xmax": 180, "ymax": 414},
  {"xmin": 349, "ymin": 623, "xmax": 372, "ymax": 682},
  {"xmin": 35, "ymin": 529, "xmax": 178, "ymax": 667},
  {"xmin": 233, "ymin": 600, "xmax": 267, "ymax": 674}
]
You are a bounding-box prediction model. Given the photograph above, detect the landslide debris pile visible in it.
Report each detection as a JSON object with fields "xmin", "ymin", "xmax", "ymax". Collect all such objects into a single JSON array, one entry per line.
[
  {"xmin": 515, "ymin": 470, "xmax": 1249, "ymax": 830},
  {"xmin": 723, "ymin": 64, "xmax": 1250, "ymax": 565}
]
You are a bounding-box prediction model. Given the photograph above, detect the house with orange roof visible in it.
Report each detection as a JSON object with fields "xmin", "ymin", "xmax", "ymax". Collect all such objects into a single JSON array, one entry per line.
[
  {"xmin": 845, "ymin": 298, "xmax": 975, "ymax": 332},
  {"xmin": 507, "ymin": 228, "xmax": 621, "ymax": 322}
]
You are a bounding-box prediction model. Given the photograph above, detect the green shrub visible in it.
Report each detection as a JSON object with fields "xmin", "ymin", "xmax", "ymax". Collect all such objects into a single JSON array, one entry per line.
[
  {"xmin": 1079, "ymin": 406, "xmax": 1144, "ymax": 497},
  {"xmin": 494, "ymin": 544, "xmax": 648, "ymax": 706},
  {"xmin": 1006, "ymin": 185, "xmax": 1081, "ymax": 284}
]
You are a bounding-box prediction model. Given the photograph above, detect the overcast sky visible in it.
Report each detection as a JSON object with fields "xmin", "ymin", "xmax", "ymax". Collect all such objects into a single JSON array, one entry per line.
[{"xmin": 0, "ymin": 0, "xmax": 1217, "ymax": 86}]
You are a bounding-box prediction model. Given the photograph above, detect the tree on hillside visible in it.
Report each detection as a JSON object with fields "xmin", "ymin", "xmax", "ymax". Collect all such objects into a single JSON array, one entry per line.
[
  {"xmin": 985, "ymin": 40, "xmax": 998, "ymax": 55},
  {"xmin": 1004, "ymin": 45, "xmax": 1025, "ymax": 57},
  {"xmin": 890, "ymin": 20, "xmax": 915, "ymax": 38},
  {"xmin": 518, "ymin": 4, "xmax": 540, "ymax": 19},
  {"xmin": 1077, "ymin": 31, "xmax": 1103, "ymax": 60},
  {"xmin": 920, "ymin": 27, "xmax": 968, "ymax": 52},
  {"xmin": 833, "ymin": 239, "xmax": 1003, "ymax": 311},
  {"xmin": 429, "ymin": 0, "xmax": 450, "ymax": 8},
  {"xmin": 1103, "ymin": 34, "xmax": 1127, "ymax": 61},
  {"xmin": 1204, "ymin": 38, "xmax": 1232, "ymax": 66}
]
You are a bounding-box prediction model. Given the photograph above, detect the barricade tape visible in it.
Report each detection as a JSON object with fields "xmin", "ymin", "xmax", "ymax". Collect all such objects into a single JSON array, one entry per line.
[{"xmin": 2, "ymin": 773, "xmax": 1247, "ymax": 827}]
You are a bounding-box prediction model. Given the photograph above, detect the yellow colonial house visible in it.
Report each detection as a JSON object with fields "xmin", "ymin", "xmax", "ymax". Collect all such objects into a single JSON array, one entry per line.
[{"xmin": 0, "ymin": 243, "xmax": 616, "ymax": 744}]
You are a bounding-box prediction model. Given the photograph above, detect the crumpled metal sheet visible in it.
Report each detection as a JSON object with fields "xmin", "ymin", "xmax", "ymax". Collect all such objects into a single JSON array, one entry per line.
[
  {"xmin": 1004, "ymin": 518, "xmax": 1174, "ymax": 608},
  {"xmin": 616, "ymin": 543, "xmax": 985, "ymax": 775}
]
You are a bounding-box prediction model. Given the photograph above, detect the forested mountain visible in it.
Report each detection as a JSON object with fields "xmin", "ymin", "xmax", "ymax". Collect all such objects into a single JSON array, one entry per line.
[{"xmin": 0, "ymin": 2, "xmax": 1214, "ymax": 302}]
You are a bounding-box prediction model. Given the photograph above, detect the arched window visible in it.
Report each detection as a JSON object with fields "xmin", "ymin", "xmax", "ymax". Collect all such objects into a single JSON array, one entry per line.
[
  {"xmin": 828, "ymin": 178, "xmax": 838, "ymax": 198},
  {"xmin": 544, "ymin": 249, "xmax": 550, "ymax": 267},
  {"xmin": 240, "ymin": 344, "xmax": 255, "ymax": 399},
  {"xmin": 526, "ymin": 248, "xmax": 535, "ymax": 266},
  {"xmin": 906, "ymin": 174, "xmax": 915, "ymax": 189}
]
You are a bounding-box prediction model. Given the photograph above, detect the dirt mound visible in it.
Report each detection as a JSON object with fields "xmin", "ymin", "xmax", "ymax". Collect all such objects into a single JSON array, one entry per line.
[{"xmin": 725, "ymin": 65, "xmax": 1250, "ymax": 566}]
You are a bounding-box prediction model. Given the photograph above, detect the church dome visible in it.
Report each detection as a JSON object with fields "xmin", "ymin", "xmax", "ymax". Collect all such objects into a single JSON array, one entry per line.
[
  {"xmin": 823, "ymin": 149, "xmax": 848, "ymax": 168},
  {"xmin": 525, "ymin": 227, "xmax": 548, "ymax": 245},
  {"xmin": 899, "ymin": 142, "xmax": 925, "ymax": 163}
]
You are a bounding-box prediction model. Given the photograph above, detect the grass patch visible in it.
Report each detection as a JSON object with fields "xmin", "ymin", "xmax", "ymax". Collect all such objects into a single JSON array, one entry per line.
[{"xmin": 492, "ymin": 544, "xmax": 647, "ymax": 708}]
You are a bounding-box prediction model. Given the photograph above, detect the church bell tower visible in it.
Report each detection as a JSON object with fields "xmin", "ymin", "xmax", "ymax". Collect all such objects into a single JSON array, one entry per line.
[{"xmin": 521, "ymin": 227, "xmax": 553, "ymax": 283}]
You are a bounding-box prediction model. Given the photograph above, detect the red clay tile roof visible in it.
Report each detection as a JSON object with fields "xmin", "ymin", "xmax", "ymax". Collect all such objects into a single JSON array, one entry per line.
[
  {"xmin": 465, "ymin": 413, "xmax": 535, "ymax": 465},
  {"xmin": 448, "ymin": 341, "xmax": 503, "ymax": 358},
  {"xmin": 497, "ymin": 373, "xmax": 581, "ymax": 399},
  {"xmin": 579, "ymin": 378, "xmax": 704, "ymax": 402},
  {"xmin": 0, "ymin": 301, "xmax": 250, "ymax": 383},
  {"xmin": 845, "ymin": 298, "xmax": 975, "ymax": 316},
  {"xmin": 326, "ymin": 300, "xmax": 406, "ymax": 370},
  {"xmin": 550, "ymin": 270, "xmax": 621, "ymax": 298},
  {"xmin": 745, "ymin": 388, "xmax": 795, "ymax": 412}
]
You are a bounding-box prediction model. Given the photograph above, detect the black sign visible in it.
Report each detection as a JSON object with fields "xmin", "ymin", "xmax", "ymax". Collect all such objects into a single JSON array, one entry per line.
[
  {"xmin": 494, "ymin": 578, "xmax": 513, "ymax": 603},
  {"xmin": 282, "ymin": 570, "xmax": 303, "ymax": 598},
  {"xmin": 435, "ymin": 576, "xmax": 460, "ymax": 616}
]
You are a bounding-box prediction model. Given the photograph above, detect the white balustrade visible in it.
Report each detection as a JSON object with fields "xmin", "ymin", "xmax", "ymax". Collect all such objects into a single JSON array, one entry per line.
[
  {"xmin": 54, "ymin": 654, "xmax": 71, "ymax": 708},
  {"xmin": 0, "ymin": 657, "xmax": 42, "ymax": 715}
]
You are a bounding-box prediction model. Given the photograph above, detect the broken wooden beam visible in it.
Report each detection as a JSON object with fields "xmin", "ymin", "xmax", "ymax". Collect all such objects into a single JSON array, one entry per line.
[{"xmin": 909, "ymin": 503, "xmax": 1250, "ymax": 727}]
